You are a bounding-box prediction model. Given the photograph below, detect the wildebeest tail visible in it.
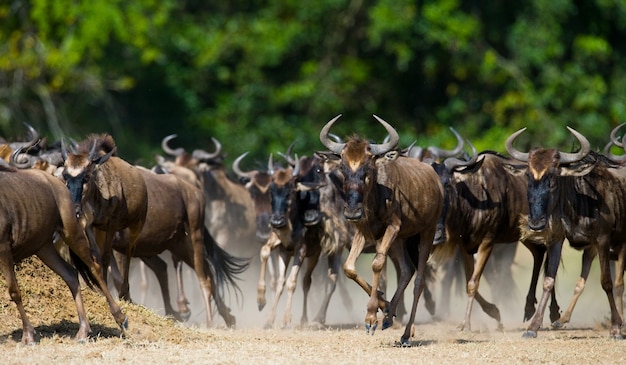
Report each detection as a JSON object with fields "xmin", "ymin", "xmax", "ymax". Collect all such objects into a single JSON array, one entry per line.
[
  {"xmin": 69, "ymin": 250, "xmax": 99, "ymax": 292},
  {"xmin": 203, "ymin": 226, "xmax": 250, "ymax": 304}
]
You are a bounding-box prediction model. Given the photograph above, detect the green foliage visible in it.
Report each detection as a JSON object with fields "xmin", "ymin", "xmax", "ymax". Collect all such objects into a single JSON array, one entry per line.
[{"xmin": 1, "ymin": 0, "xmax": 625, "ymax": 165}]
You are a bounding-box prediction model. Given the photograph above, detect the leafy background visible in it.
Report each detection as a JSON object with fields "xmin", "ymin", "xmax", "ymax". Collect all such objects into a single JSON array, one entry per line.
[{"xmin": 2, "ymin": 0, "xmax": 625, "ymax": 167}]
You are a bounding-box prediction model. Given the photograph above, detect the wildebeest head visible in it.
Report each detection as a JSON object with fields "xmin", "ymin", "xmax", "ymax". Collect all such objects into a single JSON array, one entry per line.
[
  {"xmin": 319, "ymin": 114, "xmax": 399, "ymax": 221},
  {"xmin": 267, "ymin": 154, "xmax": 300, "ymax": 229},
  {"xmin": 505, "ymin": 127, "xmax": 592, "ymax": 231},
  {"xmin": 233, "ymin": 152, "xmax": 272, "ymax": 241},
  {"xmin": 61, "ymin": 134, "xmax": 116, "ymax": 215}
]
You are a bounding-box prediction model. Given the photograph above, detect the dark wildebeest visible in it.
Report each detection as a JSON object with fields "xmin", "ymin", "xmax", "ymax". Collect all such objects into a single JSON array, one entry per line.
[
  {"xmin": 0, "ymin": 159, "xmax": 127, "ymax": 344},
  {"xmin": 429, "ymin": 144, "xmax": 545, "ymax": 331},
  {"xmin": 319, "ymin": 115, "xmax": 444, "ymax": 346},
  {"xmin": 256, "ymin": 152, "xmax": 349, "ymax": 328},
  {"xmin": 62, "ymin": 134, "xmax": 148, "ymax": 303},
  {"xmin": 110, "ymin": 167, "xmax": 247, "ymax": 327},
  {"xmin": 505, "ymin": 126, "xmax": 626, "ymax": 338}
]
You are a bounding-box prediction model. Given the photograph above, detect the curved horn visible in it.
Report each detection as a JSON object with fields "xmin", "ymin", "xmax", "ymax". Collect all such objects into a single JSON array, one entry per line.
[
  {"xmin": 88, "ymin": 140, "xmax": 99, "ymax": 161},
  {"xmin": 370, "ymin": 115, "xmax": 399, "ymax": 156},
  {"xmin": 505, "ymin": 128, "xmax": 529, "ymax": 162},
  {"xmin": 319, "ymin": 115, "xmax": 345, "ymax": 154},
  {"xmin": 192, "ymin": 137, "xmax": 222, "ymax": 161},
  {"xmin": 161, "ymin": 134, "xmax": 185, "ymax": 157},
  {"xmin": 10, "ymin": 122, "xmax": 40, "ymax": 151},
  {"xmin": 278, "ymin": 141, "xmax": 297, "ymax": 166},
  {"xmin": 233, "ymin": 152, "xmax": 255, "ymax": 179},
  {"xmin": 427, "ymin": 127, "xmax": 465, "ymax": 159},
  {"xmin": 609, "ymin": 123, "xmax": 625, "ymax": 148},
  {"xmin": 443, "ymin": 140, "xmax": 479, "ymax": 170},
  {"xmin": 559, "ymin": 126, "xmax": 590, "ymax": 164},
  {"xmin": 10, "ymin": 146, "xmax": 34, "ymax": 169}
]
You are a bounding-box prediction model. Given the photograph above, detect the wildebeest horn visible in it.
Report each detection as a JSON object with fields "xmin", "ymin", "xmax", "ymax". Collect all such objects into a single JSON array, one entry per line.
[
  {"xmin": 161, "ymin": 134, "xmax": 186, "ymax": 157},
  {"xmin": 292, "ymin": 154, "xmax": 300, "ymax": 177},
  {"xmin": 10, "ymin": 122, "xmax": 40, "ymax": 151},
  {"xmin": 267, "ymin": 153, "xmax": 274, "ymax": 175},
  {"xmin": 370, "ymin": 115, "xmax": 399, "ymax": 156},
  {"xmin": 559, "ymin": 126, "xmax": 590, "ymax": 164},
  {"xmin": 319, "ymin": 115, "xmax": 346, "ymax": 154},
  {"xmin": 88, "ymin": 140, "xmax": 99, "ymax": 161},
  {"xmin": 504, "ymin": 128, "xmax": 529, "ymax": 162},
  {"xmin": 609, "ymin": 123, "xmax": 625, "ymax": 148},
  {"xmin": 9, "ymin": 146, "xmax": 34, "ymax": 169},
  {"xmin": 443, "ymin": 140, "xmax": 479, "ymax": 170},
  {"xmin": 278, "ymin": 141, "xmax": 298, "ymax": 166},
  {"xmin": 603, "ymin": 139, "xmax": 626, "ymax": 162},
  {"xmin": 427, "ymin": 127, "xmax": 465, "ymax": 159},
  {"xmin": 233, "ymin": 152, "xmax": 255, "ymax": 179},
  {"xmin": 192, "ymin": 137, "xmax": 222, "ymax": 161}
]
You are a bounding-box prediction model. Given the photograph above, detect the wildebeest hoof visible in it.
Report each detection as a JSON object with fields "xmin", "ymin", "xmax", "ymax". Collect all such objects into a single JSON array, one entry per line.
[
  {"xmin": 522, "ymin": 330, "xmax": 537, "ymax": 338},
  {"xmin": 551, "ymin": 320, "xmax": 564, "ymax": 329},
  {"xmin": 382, "ymin": 316, "xmax": 394, "ymax": 330},
  {"xmin": 400, "ymin": 336, "xmax": 412, "ymax": 347},
  {"xmin": 365, "ymin": 322, "xmax": 378, "ymax": 335},
  {"xmin": 263, "ymin": 323, "xmax": 273, "ymax": 330},
  {"xmin": 258, "ymin": 301, "xmax": 266, "ymax": 311},
  {"xmin": 180, "ymin": 310, "xmax": 192, "ymax": 322}
]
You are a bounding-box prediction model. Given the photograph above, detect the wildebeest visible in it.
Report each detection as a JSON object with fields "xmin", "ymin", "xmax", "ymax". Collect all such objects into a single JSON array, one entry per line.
[
  {"xmin": 61, "ymin": 134, "xmax": 148, "ymax": 303},
  {"xmin": 430, "ymin": 145, "xmax": 542, "ymax": 331},
  {"xmin": 505, "ymin": 126, "xmax": 626, "ymax": 338},
  {"xmin": 319, "ymin": 115, "xmax": 444, "ymax": 345},
  {"xmin": 0, "ymin": 159, "xmax": 127, "ymax": 344},
  {"xmin": 161, "ymin": 135, "xmax": 258, "ymax": 257},
  {"xmin": 110, "ymin": 167, "xmax": 247, "ymax": 327}
]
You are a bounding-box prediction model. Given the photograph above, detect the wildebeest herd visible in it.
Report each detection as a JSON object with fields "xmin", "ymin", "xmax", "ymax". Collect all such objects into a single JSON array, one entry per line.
[{"xmin": 2, "ymin": 117, "xmax": 626, "ymax": 346}]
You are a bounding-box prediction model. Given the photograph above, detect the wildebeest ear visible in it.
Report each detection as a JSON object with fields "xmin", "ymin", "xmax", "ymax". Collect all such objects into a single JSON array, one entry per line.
[
  {"xmin": 94, "ymin": 148, "xmax": 116, "ymax": 165},
  {"xmin": 502, "ymin": 162, "xmax": 527, "ymax": 176},
  {"xmin": 559, "ymin": 161, "xmax": 596, "ymax": 177},
  {"xmin": 375, "ymin": 150, "xmax": 399, "ymax": 167},
  {"xmin": 315, "ymin": 150, "xmax": 340, "ymax": 161}
]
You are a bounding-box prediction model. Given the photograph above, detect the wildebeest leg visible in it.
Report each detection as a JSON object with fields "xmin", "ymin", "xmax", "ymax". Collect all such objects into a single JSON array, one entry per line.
[
  {"xmin": 264, "ymin": 248, "xmax": 291, "ymax": 329},
  {"xmin": 139, "ymin": 255, "xmax": 186, "ymax": 322},
  {"xmin": 522, "ymin": 242, "xmax": 560, "ymax": 322},
  {"xmin": 0, "ymin": 246, "xmax": 36, "ymax": 345},
  {"xmin": 62, "ymin": 227, "xmax": 128, "ymax": 333},
  {"xmin": 613, "ymin": 244, "xmax": 626, "ymax": 322},
  {"xmin": 312, "ymin": 251, "xmax": 342, "ymax": 326},
  {"xmin": 258, "ymin": 233, "xmax": 280, "ymax": 311},
  {"xmin": 552, "ymin": 246, "xmax": 597, "ymax": 329},
  {"xmin": 400, "ymin": 232, "xmax": 432, "ymax": 346},
  {"xmin": 281, "ymin": 241, "xmax": 309, "ymax": 328},
  {"xmin": 37, "ymin": 243, "xmax": 91, "ymax": 341},
  {"xmin": 382, "ymin": 241, "xmax": 416, "ymax": 330},
  {"xmin": 523, "ymin": 239, "xmax": 563, "ymax": 338},
  {"xmin": 459, "ymin": 241, "xmax": 501, "ymax": 332},
  {"xmin": 343, "ymin": 233, "xmax": 390, "ymax": 334},
  {"xmin": 597, "ymin": 239, "xmax": 623, "ymax": 338},
  {"xmin": 172, "ymin": 254, "xmax": 191, "ymax": 321},
  {"xmin": 119, "ymin": 227, "xmax": 141, "ymax": 303},
  {"xmin": 298, "ymin": 250, "xmax": 321, "ymax": 327},
  {"xmin": 367, "ymin": 220, "xmax": 401, "ymax": 334}
]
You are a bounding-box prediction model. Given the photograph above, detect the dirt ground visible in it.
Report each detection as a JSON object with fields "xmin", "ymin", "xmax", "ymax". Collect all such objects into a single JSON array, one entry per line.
[{"xmin": 2, "ymin": 244, "xmax": 626, "ymax": 365}]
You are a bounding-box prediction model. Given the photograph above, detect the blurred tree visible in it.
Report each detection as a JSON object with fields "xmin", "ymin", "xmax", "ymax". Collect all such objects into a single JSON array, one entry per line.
[{"xmin": 1, "ymin": 0, "xmax": 625, "ymax": 165}]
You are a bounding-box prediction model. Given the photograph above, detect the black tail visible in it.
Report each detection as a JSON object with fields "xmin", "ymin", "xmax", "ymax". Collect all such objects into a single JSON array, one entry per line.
[
  {"xmin": 69, "ymin": 250, "xmax": 99, "ymax": 292},
  {"xmin": 202, "ymin": 226, "xmax": 249, "ymax": 305}
]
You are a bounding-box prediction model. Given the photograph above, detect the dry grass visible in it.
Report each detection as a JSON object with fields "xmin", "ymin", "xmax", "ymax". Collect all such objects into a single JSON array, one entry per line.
[{"xmin": 2, "ymin": 252, "xmax": 626, "ymax": 364}]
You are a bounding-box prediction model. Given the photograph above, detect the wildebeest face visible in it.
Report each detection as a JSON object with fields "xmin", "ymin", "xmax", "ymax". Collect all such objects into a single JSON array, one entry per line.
[
  {"xmin": 247, "ymin": 173, "xmax": 272, "ymax": 241},
  {"xmin": 526, "ymin": 149, "xmax": 559, "ymax": 231},
  {"xmin": 269, "ymin": 169, "xmax": 295, "ymax": 229},
  {"xmin": 297, "ymin": 157, "xmax": 325, "ymax": 226},
  {"xmin": 63, "ymin": 155, "xmax": 94, "ymax": 215},
  {"xmin": 340, "ymin": 140, "xmax": 374, "ymax": 221}
]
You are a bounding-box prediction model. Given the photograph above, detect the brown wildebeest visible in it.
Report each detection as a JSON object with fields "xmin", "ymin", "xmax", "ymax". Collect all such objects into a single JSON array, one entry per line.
[
  {"xmin": 111, "ymin": 167, "xmax": 247, "ymax": 327},
  {"xmin": 429, "ymin": 144, "xmax": 560, "ymax": 331},
  {"xmin": 0, "ymin": 160, "xmax": 127, "ymax": 344},
  {"xmin": 505, "ymin": 126, "xmax": 626, "ymax": 338},
  {"xmin": 62, "ymin": 134, "xmax": 148, "ymax": 303},
  {"xmin": 161, "ymin": 135, "xmax": 257, "ymax": 257},
  {"xmin": 319, "ymin": 114, "xmax": 444, "ymax": 346}
]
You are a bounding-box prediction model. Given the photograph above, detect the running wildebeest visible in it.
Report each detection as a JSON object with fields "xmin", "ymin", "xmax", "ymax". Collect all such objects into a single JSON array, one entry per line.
[
  {"xmin": 0, "ymin": 159, "xmax": 127, "ymax": 344},
  {"xmin": 61, "ymin": 134, "xmax": 148, "ymax": 303},
  {"xmin": 505, "ymin": 126, "xmax": 626, "ymax": 338},
  {"xmin": 319, "ymin": 114, "xmax": 444, "ymax": 346}
]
